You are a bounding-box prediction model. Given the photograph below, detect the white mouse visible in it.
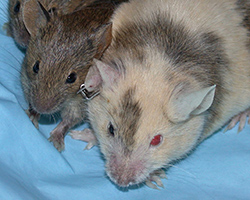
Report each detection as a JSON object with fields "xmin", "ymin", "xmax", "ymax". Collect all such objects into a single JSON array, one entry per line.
[{"xmin": 72, "ymin": 0, "xmax": 250, "ymax": 189}]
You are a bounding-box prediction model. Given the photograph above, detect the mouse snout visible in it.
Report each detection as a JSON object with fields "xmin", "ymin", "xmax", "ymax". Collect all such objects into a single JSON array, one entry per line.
[
  {"xmin": 31, "ymin": 96, "xmax": 60, "ymax": 114},
  {"xmin": 107, "ymin": 154, "xmax": 145, "ymax": 187}
]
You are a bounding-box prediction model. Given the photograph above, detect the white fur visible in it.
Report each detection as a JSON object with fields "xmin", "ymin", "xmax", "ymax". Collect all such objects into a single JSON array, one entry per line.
[{"xmin": 86, "ymin": 0, "xmax": 250, "ymax": 187}]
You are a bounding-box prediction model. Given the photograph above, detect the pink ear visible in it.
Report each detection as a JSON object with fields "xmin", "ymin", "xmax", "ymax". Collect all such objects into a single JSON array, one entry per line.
[
  {"xmin": 84, "ymin": 59, "xmax": 120, "ymax": 91},
  {"xmin": 84, "ymin": 64, "xmax": 102, "ymax": 92}
]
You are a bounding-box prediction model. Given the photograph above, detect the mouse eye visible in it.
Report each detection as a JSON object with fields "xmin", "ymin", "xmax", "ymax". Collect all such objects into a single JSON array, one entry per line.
[
  {"xmin": 48, "ymin": 7, "xmax": 56, "ymax": 13},
  {"xmin": 108, "ymin": 122, "xmax": 115, "ymax": 137},
  {"xmin": 33, "ymin": 61, "xmax": 40, "ymax": 74},
  {"xmin": 14, "ymin": 1, "xmax": 20, "ymax": 13},
  {"xmin": 66, "ymin": 73, "xmax": 77, "ymax": 84},
  {"xmin": 150, "ymin": 134, "xmax": 163, "ymax": 147}
]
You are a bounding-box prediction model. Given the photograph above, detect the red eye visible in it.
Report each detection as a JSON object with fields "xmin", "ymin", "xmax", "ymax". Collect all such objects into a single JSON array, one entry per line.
[{"xmin": 150, "ymin": 134, "xmax": 163, "ymax": 146}]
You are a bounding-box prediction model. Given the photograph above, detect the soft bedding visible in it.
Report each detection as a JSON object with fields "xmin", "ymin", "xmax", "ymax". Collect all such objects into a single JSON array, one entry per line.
[{"xmin": 0, "ymin": 1, "xmax": 250, "ymax": 199}]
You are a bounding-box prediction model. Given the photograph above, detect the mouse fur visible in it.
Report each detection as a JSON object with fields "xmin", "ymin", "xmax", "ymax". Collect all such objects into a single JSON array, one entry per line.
[
  {"xmin": 83, "ymin": 0, "xmax": 250, "ymax": 188},
  {"xmin": 7, "ymin": 0, "xmax": 98, "ymax": 48},
  {"xmin": 20, "ymin": 0, "xmax": 125, "ymax": 151}
]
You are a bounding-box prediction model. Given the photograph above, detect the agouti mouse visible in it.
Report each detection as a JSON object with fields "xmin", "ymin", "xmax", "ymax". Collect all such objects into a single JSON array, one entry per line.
[
  {"xmin": 7, "ymin": 0, "xmax": 57, "ymax": 48},
  {"xmin": 7, "ymin": 0, "xmax": 98, "ymax": 48},
  {"xmin": 75, "ymin": 0, "xmax": 250, "ymax": 189},
  {"xmin": 20, "ymin": 0, "xmax": 127, "ymax": 151},
  {"xmin": 7, "ymin": 0, "xmax": 29, "ymax": 48}
]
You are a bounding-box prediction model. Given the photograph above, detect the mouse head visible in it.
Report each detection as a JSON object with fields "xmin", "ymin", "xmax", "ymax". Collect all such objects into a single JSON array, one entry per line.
[
  {"xmin": 21, "ymin": 0, "xmax": 112, "ymax": 114},
  {"xmin": 8, "ymin": 0, "xmax": 30, "ymax": 48},
  {"xmin": 85, "ymin": 58, "xmax": 216, "ymax": 187}
]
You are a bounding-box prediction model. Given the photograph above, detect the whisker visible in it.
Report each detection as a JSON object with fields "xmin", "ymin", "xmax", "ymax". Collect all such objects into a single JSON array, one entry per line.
[
  {"xmin": 51, "ymin": 113, "xmax": 57, "ymax": 124},
  {"xmin": 167, "ymin": 163, "xmax": 197, "ymax": 179}
]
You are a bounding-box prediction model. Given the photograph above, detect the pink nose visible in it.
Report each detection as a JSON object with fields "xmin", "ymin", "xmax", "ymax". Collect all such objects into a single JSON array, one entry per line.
[
  {"xmin": 107, "ymin": 155, "xmax": 145, "ymax": 187},
  {"xmin": 109, "ymin": 168, "xmax": 136, "ymax": 187}
]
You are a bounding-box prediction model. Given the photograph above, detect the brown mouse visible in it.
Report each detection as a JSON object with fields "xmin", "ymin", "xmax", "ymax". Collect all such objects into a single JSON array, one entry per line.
[
  {"xmin": 7, "ymin": 0, "xmax": 97, "ymax": 48},
  {"xmin": 72, "ymin": 0, "xmax": 250, "ymax": 189},
  {"xmin": 7, "ymin": 0, "xmax": 30, "ymax": 48},
  {"xmin": 20, "ymin": 0, "xmax": 126, "ymax": 151}
]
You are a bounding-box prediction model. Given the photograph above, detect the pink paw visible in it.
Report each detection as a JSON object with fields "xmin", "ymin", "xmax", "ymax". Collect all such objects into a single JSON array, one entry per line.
[
  {"xmin": 225, "ymin": 109, "xmax": 250, "ymax": 133},
  {"xmin": 145, "ymin": 169, "xmax": 167, "ymax": 190},
  {"xmin": 70, "ymin": 128, "xmax": 97, "ymax": 150}
]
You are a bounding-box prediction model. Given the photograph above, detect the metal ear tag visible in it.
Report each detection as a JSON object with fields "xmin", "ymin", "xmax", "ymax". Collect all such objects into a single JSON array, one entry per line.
[{"xmin": 77, "ymin": 84, "xmax": 100, "ymax": 100}]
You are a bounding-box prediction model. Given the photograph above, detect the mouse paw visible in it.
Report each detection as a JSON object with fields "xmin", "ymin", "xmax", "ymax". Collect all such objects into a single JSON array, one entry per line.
[
  {"xmin": 48, "ymin": 132, "xmax": 65, "ymax": 152},
  {"xmin": 25, "ymin": 108, "xmax": 40, "ymax": 129},
  {"xmin": 224, "ymin": 108, "xmax": 250, "ymax": 133},
  {"xmin": 70, "ymin": 128, "xmax": 97, "ymax": 150},
  {"xmin": 145, "ymin": 169, "xmax": 167, "ymax": 190},
  {"xmin": 2, "ymin": 22, "xmax": 11, "ymax": 36}
]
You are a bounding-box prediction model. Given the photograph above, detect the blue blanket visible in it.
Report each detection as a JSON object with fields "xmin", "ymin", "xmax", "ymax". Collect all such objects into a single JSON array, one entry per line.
[{"xmin": 0, "ymin": 1, "xmax": 249, "ymax": 199}]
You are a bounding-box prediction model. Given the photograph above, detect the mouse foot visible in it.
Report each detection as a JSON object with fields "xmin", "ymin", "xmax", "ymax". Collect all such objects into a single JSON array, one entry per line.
[
  {"xmin": 70, "ymin": 128, "xmax": 97, "ymax": 150},
  {"xmin": 145, "ymin": 169, "xmax": 167, "ymax": 190},
  {"xmin": 224, "ymin": 108, "xmax": 250, "ymax": 133},
  {"xmin": 25, "ymin": 108, "xmax": 40, "ymax": 129},
  {"xmin": 48, "ymin": 132, "xmax": 65, "ymax": 152}
]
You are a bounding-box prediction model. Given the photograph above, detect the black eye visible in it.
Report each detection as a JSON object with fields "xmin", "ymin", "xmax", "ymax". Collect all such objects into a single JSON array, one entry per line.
[
  {"xmin": 108, "ymin": 122, "xmax": 115, "ymax": 137},
  {"xmin": 14, "ymin": 1, "xmax": 20, "ymax": 13},
  {"xmin": 33, "ymin": 61, "xmax": 40, "ymax": 74},
  {"xmin": 66, "ymin": 73, "xmax": 77, "ymax": 84},
  {"xmin": 48, "ymin": 7, "xmax": 56, "ymax": 13}
]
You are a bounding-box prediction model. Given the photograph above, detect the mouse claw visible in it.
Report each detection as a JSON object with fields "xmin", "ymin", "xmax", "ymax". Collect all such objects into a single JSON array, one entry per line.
[
  {"xmin": 225, "ymin": 109, "xmax": 250, "ymax": 133},
  {"xmin": 70, "ymin": 128, "xmax": 97, "ymax": 150},
  {"xmin": 48, "ymin": 135, "xmax": 65, "ymax": 152},
  {"xmin": 156, "ymin": 169, "xmax": 167, "ymax": 179},
  {"xmin": 145, "ymin": 179, "xmax": 160, "ymax": 190},
  {"xmin": 25, "ymin": 109, "xmax": 40, "ymax": 129},
  {"xmin": 145, "ymin": 169, "xmax": 167, "ymax": 189}
]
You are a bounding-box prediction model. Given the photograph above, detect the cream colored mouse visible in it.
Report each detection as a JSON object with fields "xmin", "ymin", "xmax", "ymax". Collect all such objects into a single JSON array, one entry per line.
[{"xmin": 71, "ymin": 0, "xmax": 250, "ymax": 189}]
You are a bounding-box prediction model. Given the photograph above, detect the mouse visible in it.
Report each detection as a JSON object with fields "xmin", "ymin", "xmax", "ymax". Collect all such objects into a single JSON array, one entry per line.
[
  {"xmin": 7, "ymin": 0, "xmax": 30, "ymax": 48},
  {"xmin": 72, "ymin": 0, "xmax": 250, "ymax": 189},
  {"xmin": 7, "ymin": 0, "xmax": 97, "ymax": 49},
  {"xmin": 7, "ymin": 0, "xmax": 58, "ymax": 49},
  {"xmin": 20, "ymin": 0, "xmax": 127, "ymax": 152}
]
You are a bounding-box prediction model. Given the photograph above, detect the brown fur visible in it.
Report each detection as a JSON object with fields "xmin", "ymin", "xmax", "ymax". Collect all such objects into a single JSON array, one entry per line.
[
  {"xmin": 21, "ymin": 0, "xmax": 126, "ymax": 151},
  {"xmin": 119, "ymin": 87, "xmax": 142, "ymax": 148},
  {"xmin": 7, "ymin": 0, "xmax": 102, "ymax": 48},
  {"xmin": 237, "ymin": 0, "xmax": 250, "ymax": 47},
  {"xmin": 8, "ymin": 0, "xmax": 30, "ymax": 48}
]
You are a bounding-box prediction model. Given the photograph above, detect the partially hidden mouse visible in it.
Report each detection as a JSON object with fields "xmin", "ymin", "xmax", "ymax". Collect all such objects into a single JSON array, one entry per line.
[
  {"xmin": 72, "ymin": 0, "xmax": 250, "ymax": 189},
  {"xmin": 20, "ymin": 0, "xmax": 126, "ymax": 151},
  {"xmin": 7, "ymin": 0, "xmax": 55, "ymax": 48},
  {"xmin": 7, "ymin": 0, "xmax": 97, "ymax": 49}
]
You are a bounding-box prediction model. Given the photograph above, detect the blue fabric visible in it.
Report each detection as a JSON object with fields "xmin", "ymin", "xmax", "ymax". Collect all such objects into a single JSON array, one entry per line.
[{"xmin": 0, "ymin": 1, "xmax": 250, "ymax": 199}]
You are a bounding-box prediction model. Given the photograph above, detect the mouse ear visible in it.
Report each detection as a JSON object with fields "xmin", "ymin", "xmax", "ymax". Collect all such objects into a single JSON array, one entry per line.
[
  {"xmin": 167, "ymin": 85, "xmax": 216, "ymax": 123},
  {"xmin": 23, "ymin": 0, "xmax": 50, "ymax": 36},
  {"xmin": 92, "ymin": 23, "xmax": 113, "ymax": 59},
  {"xmin": 84, "ymin": 59, "xmax": 120, "ymax": 92}
]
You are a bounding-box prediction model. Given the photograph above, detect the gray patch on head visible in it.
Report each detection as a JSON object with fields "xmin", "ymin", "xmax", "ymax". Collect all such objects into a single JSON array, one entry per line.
[
  {"xmin": 111, "ymin": 10, "xmax": 231, "ymax": 134},
  {"xmin": 118, "ymin": 87, "xmax": 142, "ymax": 148},
  {"xmin": 168, "ymin": 30, "xmax": 230, "ymax": 128},
  {"xmin": 236, "ymin": 0, "xmax": 250, "ymax": 48}
]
